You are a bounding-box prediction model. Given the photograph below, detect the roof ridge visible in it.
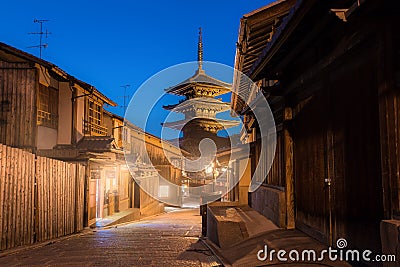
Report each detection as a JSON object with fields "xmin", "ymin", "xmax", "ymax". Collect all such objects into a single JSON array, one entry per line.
[{"xmin": 0, "ymin": 41, "xmax": 116, "ymax": 106}]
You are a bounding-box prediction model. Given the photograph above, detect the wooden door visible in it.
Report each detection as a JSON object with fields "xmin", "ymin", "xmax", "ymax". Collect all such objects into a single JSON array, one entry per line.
[
  {"xmin": 293, "ymin": 89, "xmax": 330, "ymax": 243},
  {"xmin": 88, "ymin": 179, "xmax": 98, "ymax": 225},
  {"xmin": 134, "ymin": 181, "xmax": 140, "ymax": 209}
]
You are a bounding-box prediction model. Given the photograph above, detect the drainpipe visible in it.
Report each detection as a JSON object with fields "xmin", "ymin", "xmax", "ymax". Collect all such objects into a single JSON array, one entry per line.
[{"xmin": 69, "ymin": 82, "xmax": 76, "ymax": 145}]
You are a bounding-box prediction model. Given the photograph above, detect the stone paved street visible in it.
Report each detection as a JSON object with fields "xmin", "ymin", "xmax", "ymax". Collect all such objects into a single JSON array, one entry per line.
[{"xmin": 0, "ymin": 209, "xmax": 221, "ymax": 267}]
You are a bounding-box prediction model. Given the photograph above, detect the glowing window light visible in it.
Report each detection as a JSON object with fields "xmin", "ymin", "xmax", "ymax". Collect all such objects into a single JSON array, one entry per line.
[{"xmin": 159, "ymin": 185, "xmax": 169, "ymax": 198}]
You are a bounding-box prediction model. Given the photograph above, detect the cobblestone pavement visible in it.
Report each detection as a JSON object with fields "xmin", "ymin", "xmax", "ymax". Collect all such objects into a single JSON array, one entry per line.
[{"xmin": 0, "ymin": 208, "xmax": 221, "ymax": 267}]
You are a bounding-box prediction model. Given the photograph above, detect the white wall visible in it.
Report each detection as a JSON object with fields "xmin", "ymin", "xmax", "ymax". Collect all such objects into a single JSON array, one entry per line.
[{"xmin": 37, "ymin": 126, "xmax": 57, "ymax": 149}]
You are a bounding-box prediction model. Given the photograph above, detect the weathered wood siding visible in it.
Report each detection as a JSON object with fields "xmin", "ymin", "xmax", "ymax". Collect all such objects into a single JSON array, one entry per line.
[
  {"xmin": 293, "ymin": 88, "xmax": 330, "ymax": 243},
  {"xmin": 379, "ymin": 18, "xmax": 400, "ymax": 222},
  {"xmin": 292, "ymin": 36, "xmax": 383, "ymax": 250},
  {"xmin": 36, "ymin": 156, "xmax": 85, "ymax": 242},
  {"xmin": 0, "ymin": 144, "xmax": 85, "ymax": 250},
  {"xmin": 264, "ymin": 133, "xmax": 285, "ymax": 187},
  {"xmin": 0, "ymin": 61, "xmax": 37, "ymax": 150}
]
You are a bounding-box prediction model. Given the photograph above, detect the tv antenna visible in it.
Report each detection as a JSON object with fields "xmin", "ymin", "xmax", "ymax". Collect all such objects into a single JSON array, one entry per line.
[
  {"xmin": 28, "ymin": 19, "xmax": 51, "ymax": 59},
  {"xmin": 119, "ymin": 84, "xmax": 131, "ymax": 114}
]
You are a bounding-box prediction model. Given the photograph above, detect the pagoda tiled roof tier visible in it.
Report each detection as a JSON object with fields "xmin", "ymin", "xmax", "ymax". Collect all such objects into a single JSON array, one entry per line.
[
  {"xmin": 165, "ymin": 69, "xmax": 231, "ymax": 97},
  {"xmin": 163, "ymin": 97, "xmax": 231, "ymax": 115},
  {"xmin": 162, "ymin": 117, "xmax": 239, "ymax": 133}
]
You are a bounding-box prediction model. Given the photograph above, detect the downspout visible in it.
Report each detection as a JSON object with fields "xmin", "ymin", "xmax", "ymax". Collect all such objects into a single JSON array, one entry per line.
[{"xmin": 69, "ymin": 82, "xmax": 76, "ymax": 145}]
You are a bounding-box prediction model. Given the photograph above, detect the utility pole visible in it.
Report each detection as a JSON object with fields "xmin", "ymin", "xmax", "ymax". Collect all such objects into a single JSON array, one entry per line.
[
  {"xmin": 119, "ymin": 84, "xmax": 131, "ymax": 114},
  {"xmin": 28, "ymin": 19, "xmax": 51, "ymax": 59}
]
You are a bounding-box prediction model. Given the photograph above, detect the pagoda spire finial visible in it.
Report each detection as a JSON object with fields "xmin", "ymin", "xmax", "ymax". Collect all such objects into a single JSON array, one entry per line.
[{"xmin": 197, "ymin": 27, "xmax": 203, "ymax": 71}]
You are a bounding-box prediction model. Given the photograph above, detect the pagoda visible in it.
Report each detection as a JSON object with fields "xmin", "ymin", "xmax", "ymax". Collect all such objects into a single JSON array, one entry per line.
[{"xmin": 162, "ymin": 28, "xmax": 238, "ymax": 158}]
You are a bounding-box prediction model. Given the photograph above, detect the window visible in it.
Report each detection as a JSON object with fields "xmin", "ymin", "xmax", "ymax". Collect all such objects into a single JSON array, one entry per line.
[
  {"xmin": 120, "ymin": 172, "xmax": 129, "ymax": 199},
  {"xmin": 37, "ymin": 84, "xmax": 58, "ymax": 128},
  {"xmin": 264, "ymin": 132, "xmax": 285, "ymax": 187},
  {"xmin": 85, "ymin": 98, "xmax": 107, "ymax": 136},
  {"xmin": 88, "ymin": 99, "xmax": 102, "ymax": 126},
  {"xmin": 117, "ymin": 125, "xmax": 123, "ymax": 147},
  {"xmin": 122, "ymin": 127, "xmax": 131, "ymax": 150},
  {"xmin": 159, "ymin": 185, "xmax": 169, "ymax": 198}
]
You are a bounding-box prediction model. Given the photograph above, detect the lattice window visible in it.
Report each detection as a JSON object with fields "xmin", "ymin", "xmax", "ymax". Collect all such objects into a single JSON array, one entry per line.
[
  {"xmin": 84, "ymin": 98, "xmax": 107, "ymax": 136},
  {"xmin": 88, "ymin": 99, "xmax": 101, "ymax": 126},
  {"xmin": 37, "ymin": 84, "xmax": 58, "ymax": 129},
  {"xmin": 264, "ymin": 132, "xmax": 285, "ymax": 187}
]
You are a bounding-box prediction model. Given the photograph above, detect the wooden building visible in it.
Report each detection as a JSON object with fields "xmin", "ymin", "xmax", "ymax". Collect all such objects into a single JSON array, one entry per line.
[
  {"xmin": 232, "ymin": 0, "xmax": 400, "ymax": 258},
  {"xmin": 0, "ymin": 42, "xmax": 183, "ymax": 227},
  {"xmin": 0, "ymin": 42, "xmax": 120, "ymax": 226},
  {"xmin": 121, "ymin": 114, "xmax": 186, "ymax": 208},
  {"xmin": 0, "ymin": 42, "xmax": 116, "ymax": 152}
]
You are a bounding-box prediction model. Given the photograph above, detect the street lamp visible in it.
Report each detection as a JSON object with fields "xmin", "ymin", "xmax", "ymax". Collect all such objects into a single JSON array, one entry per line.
[
  {"xmin": 181, "ymin": 170, "xmax": 189, "ymax": 197},
  {"xmin": 205, "ymin": 159, "xmax": 219, "ymax": 192}
]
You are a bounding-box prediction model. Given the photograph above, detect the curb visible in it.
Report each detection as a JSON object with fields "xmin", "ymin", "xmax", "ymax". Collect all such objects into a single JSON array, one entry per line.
[
  {"xmin": 96, "ymin": 210, "xmax": 169, "ymax": 230},
  {"xmin": 200, "ymin": 237, "xmax": 231, "ymax": 267}
]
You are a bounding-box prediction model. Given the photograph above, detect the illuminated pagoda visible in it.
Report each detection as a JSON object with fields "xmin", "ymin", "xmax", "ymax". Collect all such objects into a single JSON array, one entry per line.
[{"xmin": 162, "ymin": 28, "xmax": 239, "ymax": 158}]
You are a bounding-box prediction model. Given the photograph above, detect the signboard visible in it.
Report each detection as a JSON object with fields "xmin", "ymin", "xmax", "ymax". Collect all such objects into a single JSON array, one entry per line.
[{"xmin": 91, "ymin": 170, "xmax": 101, "ymax": 179}]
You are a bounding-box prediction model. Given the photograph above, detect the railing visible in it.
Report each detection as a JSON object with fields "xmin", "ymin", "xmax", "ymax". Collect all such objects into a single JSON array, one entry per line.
[
  {"xmin": 84, "ymin": 120, "xmax": 108, "ymax": 136},
  {"xmin": 37, "ymin": 109, "xmax": 58, "ymax": 129}
]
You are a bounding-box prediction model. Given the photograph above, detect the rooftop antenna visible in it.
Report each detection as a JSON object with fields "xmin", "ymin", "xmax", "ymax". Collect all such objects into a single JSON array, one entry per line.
[
  {"xmin": 28, "ymin": 19, "xmax": 51, "ymax": 59},
  {"xmin": 197, "ymin": 27, "xmax": 203, "ymax": 71},
  {"xmin": 119, "ymin": 84, "xmax": 131, "ymax": 114}
]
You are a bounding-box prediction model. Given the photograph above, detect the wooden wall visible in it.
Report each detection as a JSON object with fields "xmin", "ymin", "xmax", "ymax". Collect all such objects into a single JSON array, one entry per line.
[
  {"xmin": 0, "ymin": 61, "xmax": 37, "ymax": 150},
  {"xmin": 0, "ymin": 144, "xmax": 85, "ymax": 250},
  {"xmin": 0, "ymin": 143, "xmax": 35, "ymax": 250},
  {"xmin": 378, "ymin": 18, "xmax": 400, "ymax": 221},
  {"xmin": 138, "ymin": 175, "xmax": 159, "ymax": 209},
  {"xmin": 291, "ymin": 36, "xmax": 383, "ymax": 250},
  {"xmin": 36, "ymin": 156, "xmax": 85, "ymax": 242},
  {"xmin": 292, "ymin": 87, "xmax": 330, "ymax": 243}
]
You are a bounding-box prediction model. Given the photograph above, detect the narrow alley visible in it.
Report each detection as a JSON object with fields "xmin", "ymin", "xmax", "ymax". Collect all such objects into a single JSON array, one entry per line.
[
  {"xmin": 1, "ymin": 1, "xmax": 399, "ymax": 266},
  {"xmin": 0, "ymin": 209, "xmax": 221, "ymax": 267}
]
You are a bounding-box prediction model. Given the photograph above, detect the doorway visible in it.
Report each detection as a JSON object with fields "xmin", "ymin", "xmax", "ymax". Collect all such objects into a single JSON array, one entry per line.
[{"xmin": 134, "ymin": 181, "xmax": 140, "ymax": 209}]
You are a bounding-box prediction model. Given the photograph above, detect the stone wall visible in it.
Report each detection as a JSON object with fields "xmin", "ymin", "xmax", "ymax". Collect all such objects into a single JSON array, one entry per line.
[{"xmin": 251, "ymin": 185, "xmax": 286, "ymax": 227}]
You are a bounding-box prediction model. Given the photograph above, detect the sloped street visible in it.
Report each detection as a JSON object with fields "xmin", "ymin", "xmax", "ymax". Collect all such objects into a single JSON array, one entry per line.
[{"xmin": 0, "ymin": 209, "xmax": 221, "ymax": 267}]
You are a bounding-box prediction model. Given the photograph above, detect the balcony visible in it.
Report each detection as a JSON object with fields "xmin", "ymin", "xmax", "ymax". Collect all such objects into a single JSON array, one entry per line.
[
  {"xmin": 84, "ymin": 120, "xmax": 108, "ymax": 136},
  {"xmin": 37, "ymin": 109, "xmax": 58, "ymax": 129}
]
